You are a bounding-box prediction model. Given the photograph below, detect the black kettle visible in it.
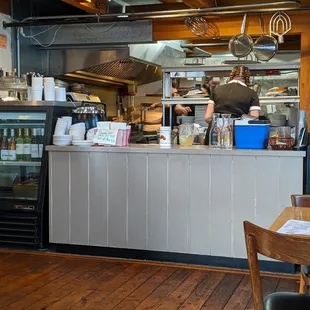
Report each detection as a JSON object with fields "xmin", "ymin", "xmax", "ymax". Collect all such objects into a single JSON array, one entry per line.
[{"xmin": 71, "ymin": 102, "xmax": 106, "ymax": 131}]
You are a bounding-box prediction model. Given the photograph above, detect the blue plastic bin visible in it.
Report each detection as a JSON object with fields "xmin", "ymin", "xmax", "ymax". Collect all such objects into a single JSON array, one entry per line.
[{"xmin": 234, "ymin": 121, "xmax": 270, "ymax": 149}]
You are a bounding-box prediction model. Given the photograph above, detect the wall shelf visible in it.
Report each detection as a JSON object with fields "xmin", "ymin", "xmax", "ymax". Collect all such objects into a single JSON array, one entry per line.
[{"xmin": 0, "ymin": 161, "xmax": 41, "ymax": 167}]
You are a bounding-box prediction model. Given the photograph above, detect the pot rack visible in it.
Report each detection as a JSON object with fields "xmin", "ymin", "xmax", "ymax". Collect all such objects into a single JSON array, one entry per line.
[{"xmin": 2, "ymin": 1, "xmax": 306, "ymax": 28}]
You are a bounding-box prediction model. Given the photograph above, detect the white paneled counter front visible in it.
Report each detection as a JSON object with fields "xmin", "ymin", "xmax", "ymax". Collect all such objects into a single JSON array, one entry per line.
[{"xmin": 46, "ymin": 145, "xmax": 305, "ymax": 262}]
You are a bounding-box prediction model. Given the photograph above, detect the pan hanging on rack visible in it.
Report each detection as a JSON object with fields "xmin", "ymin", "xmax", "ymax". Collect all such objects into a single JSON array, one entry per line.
[
  {"xmin": 253, "ymin": 15, "xmax": 278, "ymax": 62},
  {"xmin": 229, "ymin": 14, "xmax": 253, "ymax": 58}
]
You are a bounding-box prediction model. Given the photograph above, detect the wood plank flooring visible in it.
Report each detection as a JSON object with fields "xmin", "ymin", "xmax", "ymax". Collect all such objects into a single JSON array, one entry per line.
[{"xmin": 0, "ymin": 251, "xmax": 299, "ymax": 310}]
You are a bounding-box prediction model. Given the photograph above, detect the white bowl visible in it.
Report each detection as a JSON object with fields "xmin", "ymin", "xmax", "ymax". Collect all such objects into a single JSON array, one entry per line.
[
  {"xmin": 53, "ymin": 141, "xmax": 72, "ymax": 146},
  {"xmin": 53, "ymin": 135, "xmax": 72, "ymax": 139}
]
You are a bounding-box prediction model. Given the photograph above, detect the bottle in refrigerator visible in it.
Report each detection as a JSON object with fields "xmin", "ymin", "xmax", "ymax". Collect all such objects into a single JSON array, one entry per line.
[
  {"xmin": 23, "ymin": 128, "xmax": 31, "ymax": 161},
  {"xmin": 1, "ymin": 129, "xmax": 8, "ymax": 161},
  {"xmin": 8, "ymin": 129, "xmax": 16, "ymax": 161},
  {"xmin": 16, "ymin": 128, "xmax": 24, "ymax": 161},
  {"xmin": 38, "ymin": 128, "xmax": 44, "ymax": 159},
  {"xmin": 31, "ymin": 128, "xmax": 39, "ymax": 161}
]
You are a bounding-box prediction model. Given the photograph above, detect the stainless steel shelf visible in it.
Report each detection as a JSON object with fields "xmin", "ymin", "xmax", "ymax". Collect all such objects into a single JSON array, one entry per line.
[
  {"xmin": 0, "ymin": 161, "xmax": 41, "ymax": 167},
  {"xmin": 162, "ymin": 63, "xmax": 300, "ymax": 73},
  {"xmin": 259, "ymin": 96, "xmax": 300, "ymax": 104},
  {"xmin": 162, "ymin": 98, "xmax": 209, "ymax": 105},
  {"xmin": 162, "ymin": 96, "xmax": 300, "ymax": 105}
]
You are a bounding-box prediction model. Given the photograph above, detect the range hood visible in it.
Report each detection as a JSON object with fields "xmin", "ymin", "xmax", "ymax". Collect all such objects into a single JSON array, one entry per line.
[{"xmin": 59, "ymin": 42, "xmax": 186, "ymax": 87}]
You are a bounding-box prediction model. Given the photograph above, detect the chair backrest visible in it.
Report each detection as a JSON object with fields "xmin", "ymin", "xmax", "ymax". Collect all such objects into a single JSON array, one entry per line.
[
  {"xmin": 244, "ymin": 221, "xmax": 310, "ymax": 310},
  {"xmin": 291, "ymin": 194, "xmax": 310, "ymax": 208}
]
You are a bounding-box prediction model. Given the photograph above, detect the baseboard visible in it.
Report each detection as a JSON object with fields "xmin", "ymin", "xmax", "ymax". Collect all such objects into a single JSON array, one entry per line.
[{"xmin": 49, "ymin": 243, "xmax": 296, "ymax": 274}]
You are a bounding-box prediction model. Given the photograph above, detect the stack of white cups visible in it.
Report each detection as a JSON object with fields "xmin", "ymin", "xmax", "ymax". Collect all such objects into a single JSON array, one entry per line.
[
  {"xmin": 31, "ymin": 77, "xmax": 43, "ymax": 101},
  {"xmin": 44, "ymin": 77, "xmax": 55, "ymax": 101},
  {"xmin": 54, "ymin": 118, "xmax": 68, "ymax": 135},
  {"xmin": 159, "ymin": 126, "xmax": 171, "ymax": 148},
  {"xmin": 61, "ymin": 116, "xmax": 72, "ymax": 134},
  {"xmin": 55, "ymin": 87, "xmax": 67, "ymax": 101}
]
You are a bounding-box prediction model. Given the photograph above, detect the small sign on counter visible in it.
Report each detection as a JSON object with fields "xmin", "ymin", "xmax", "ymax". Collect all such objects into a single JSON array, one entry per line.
[{"xmin": 93, "ymin": 129, "xmax": 119, "ymax": 146}]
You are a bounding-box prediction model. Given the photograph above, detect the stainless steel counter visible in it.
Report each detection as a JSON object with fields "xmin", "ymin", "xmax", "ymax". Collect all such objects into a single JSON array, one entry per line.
[
  {"xmin": 46, "ymin": 144, "xmax": 306, "ymax": 157},
  {"xmin": 47, "ymin": 144, "xmax": 304, "ymax": 261}
]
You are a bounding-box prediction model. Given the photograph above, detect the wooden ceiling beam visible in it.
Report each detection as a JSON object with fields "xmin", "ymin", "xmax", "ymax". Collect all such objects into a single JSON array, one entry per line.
[
  {"xmin": 182, "ymin": 0, "xmax": 214, "ymax": 8},
  {"xmin": 61, "ymin": 0, "xmax": 106, "ymax": 13},
  {"xmin": 0, "ymin": 0, "xmax": 10, "ymax": 15},
  {"xmin": 153, "ymin": 12, "xmax": 309, "ymax": 41},
  {"xmin": 126, "ymin": 3, "xmax": 188, "ymax": 13}
]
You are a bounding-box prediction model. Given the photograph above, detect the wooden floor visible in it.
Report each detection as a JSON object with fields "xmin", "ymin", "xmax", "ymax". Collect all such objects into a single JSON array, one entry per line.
[{"xmin": 0, "ymin": 251, "xmax": 299, "ymax": 310}]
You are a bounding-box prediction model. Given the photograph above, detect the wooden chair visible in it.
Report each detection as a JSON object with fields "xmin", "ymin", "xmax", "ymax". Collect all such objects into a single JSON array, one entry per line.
[
  {"xmin": 244, "ymin": 221, "xmax": 310, "ymax": 310},
  {"xmin": 291, "ymin": 194, "xmax": 310, "ymax": 293},
  {"xmin": 291, "ymin": 194, "xmax": 310, "ymax": 208}
]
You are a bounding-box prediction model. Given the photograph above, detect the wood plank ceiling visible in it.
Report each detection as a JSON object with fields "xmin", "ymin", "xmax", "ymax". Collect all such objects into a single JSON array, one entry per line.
[
  {"xmin": 60, "ymin": 0, "xmax": 302, "ymax": 51},
  {"xmin": 61, "ymin": 0, "xmax": 305, "ymax": 13}
]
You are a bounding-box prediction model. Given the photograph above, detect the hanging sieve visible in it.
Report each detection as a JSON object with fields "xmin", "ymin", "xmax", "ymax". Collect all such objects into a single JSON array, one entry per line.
[{"xmin": 229, "ymin": 14, "xmax": 253, "ymax": 58}]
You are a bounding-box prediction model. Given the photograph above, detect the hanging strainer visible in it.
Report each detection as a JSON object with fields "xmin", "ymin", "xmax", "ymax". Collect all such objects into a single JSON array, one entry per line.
[
  {"xmin": 185, "ymin": 16, "xmax": 208, "ymax": 36},
  {"xmin": 229, "ymin": 14, "xmax": 253, "ymax": 58}
]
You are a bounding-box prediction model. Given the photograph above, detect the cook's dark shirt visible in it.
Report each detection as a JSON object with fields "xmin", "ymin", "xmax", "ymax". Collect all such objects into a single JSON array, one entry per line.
[{"xmin": 211, "ymin": 82, "xmax": 260, "ymax": 117}]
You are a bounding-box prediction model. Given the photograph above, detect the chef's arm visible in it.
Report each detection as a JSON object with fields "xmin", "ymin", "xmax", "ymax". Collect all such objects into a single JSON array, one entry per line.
[
  {"xmin": 204, "ymin": 103, "xmax": 214, "ymax": 124},
  {"xmin": 149, "ymin": 102, "xmax": 169, "ymax": 109},
  {"xmin": 175, "ymin": 104, "xmax": 192, "ymax": 116}
]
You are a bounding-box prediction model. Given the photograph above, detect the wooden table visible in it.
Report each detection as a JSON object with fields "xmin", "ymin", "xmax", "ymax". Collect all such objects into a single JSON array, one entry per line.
[{"xmin": 269, "ymin": 207, "xmax": 310, "ymax": 231}]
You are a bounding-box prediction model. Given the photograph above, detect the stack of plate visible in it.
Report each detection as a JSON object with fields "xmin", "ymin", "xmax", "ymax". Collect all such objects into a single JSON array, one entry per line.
[{"xmin": 72, "ymin": 140, "xmax": 94, "ymax": 147}]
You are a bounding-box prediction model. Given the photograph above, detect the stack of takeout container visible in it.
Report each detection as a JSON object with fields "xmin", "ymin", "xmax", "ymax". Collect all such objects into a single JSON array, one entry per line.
[{"xmin": 69, "ymin": 123, "xmax": 86, "ymax": 141}]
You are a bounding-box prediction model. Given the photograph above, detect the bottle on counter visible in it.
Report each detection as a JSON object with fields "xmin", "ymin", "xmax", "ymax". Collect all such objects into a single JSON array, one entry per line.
[
  {"xmin": 16, "ymin": 128, "xmax": 24, "ymax": 161},
  {"xmin": 8, "ymin": 129, "xmax": 16, "ymax": 161},
  {"xmin": 1, "ymin": 129, "xmax": 9, "ymax": 161},
  {"xmin": 38, "ymin": 128, "xmax": 44, "ymax": 159},
  {"xmin": 23, "ymin": 128, "xmax": 31, "ymax": 161},
  {"xmin": 31, "ymin": 128, "xmax": 39, "ymax": 161}
]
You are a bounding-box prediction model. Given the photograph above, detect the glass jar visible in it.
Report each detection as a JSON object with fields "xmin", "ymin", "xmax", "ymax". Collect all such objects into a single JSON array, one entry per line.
[
  {"xmin": 209, "ymin": 113, "xmax": 221, "ymax": 148},
  {"xmin": 179, "ymin": 124, "xmax": 195, "ymax": 146},
  {"xmin": 221, "ymin": 114, "xmax": 233, "ymax": 150}
]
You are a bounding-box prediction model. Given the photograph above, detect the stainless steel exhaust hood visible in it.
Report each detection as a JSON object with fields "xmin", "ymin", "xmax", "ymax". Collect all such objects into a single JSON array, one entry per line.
[{"xmin": 61, "ymin": 42, "xmax": 186, "ymax": 87}]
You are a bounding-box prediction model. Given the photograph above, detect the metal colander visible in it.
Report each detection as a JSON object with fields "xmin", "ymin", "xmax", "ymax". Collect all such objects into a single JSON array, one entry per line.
[{"xmin": 185, "ymin": 16, "xmax": 208, "ymax": 36}]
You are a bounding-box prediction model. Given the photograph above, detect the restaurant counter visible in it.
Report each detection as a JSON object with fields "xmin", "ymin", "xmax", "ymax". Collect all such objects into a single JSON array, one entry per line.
[{"xmin": 46, "ymin": 145, "xmax": 305, "ymax": 269}]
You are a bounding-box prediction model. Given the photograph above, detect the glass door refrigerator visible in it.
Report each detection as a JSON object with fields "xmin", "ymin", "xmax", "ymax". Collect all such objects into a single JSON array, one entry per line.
[{"xmin": 0, "ymin": 101, "xmax": 75, "ymax": 248}]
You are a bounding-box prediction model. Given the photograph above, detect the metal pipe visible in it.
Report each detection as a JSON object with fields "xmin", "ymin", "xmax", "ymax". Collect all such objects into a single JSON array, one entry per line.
[
  {"xmin": 182, "ymin": 43, "xmax": 228, "ymax": 48},
  {"xmin": 16, "ymin": 28, "xmax": 21, "ymax": 77},
  {"xmin": 3, "ymin": 1, "xmax": 302, "ymax": 28},
  {"xmin": 13, "ymin": 0, "xmax": 303, "ymax": 22}
]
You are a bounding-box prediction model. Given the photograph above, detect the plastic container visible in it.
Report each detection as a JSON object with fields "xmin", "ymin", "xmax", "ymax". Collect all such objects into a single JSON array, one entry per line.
[
  {"xmin": 159, "ymin": 126, "xmax": 171, "ymax": 147},
  {"xmin": 234, "ymin": 120, "xmax": 270, "ymax": 149}
]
